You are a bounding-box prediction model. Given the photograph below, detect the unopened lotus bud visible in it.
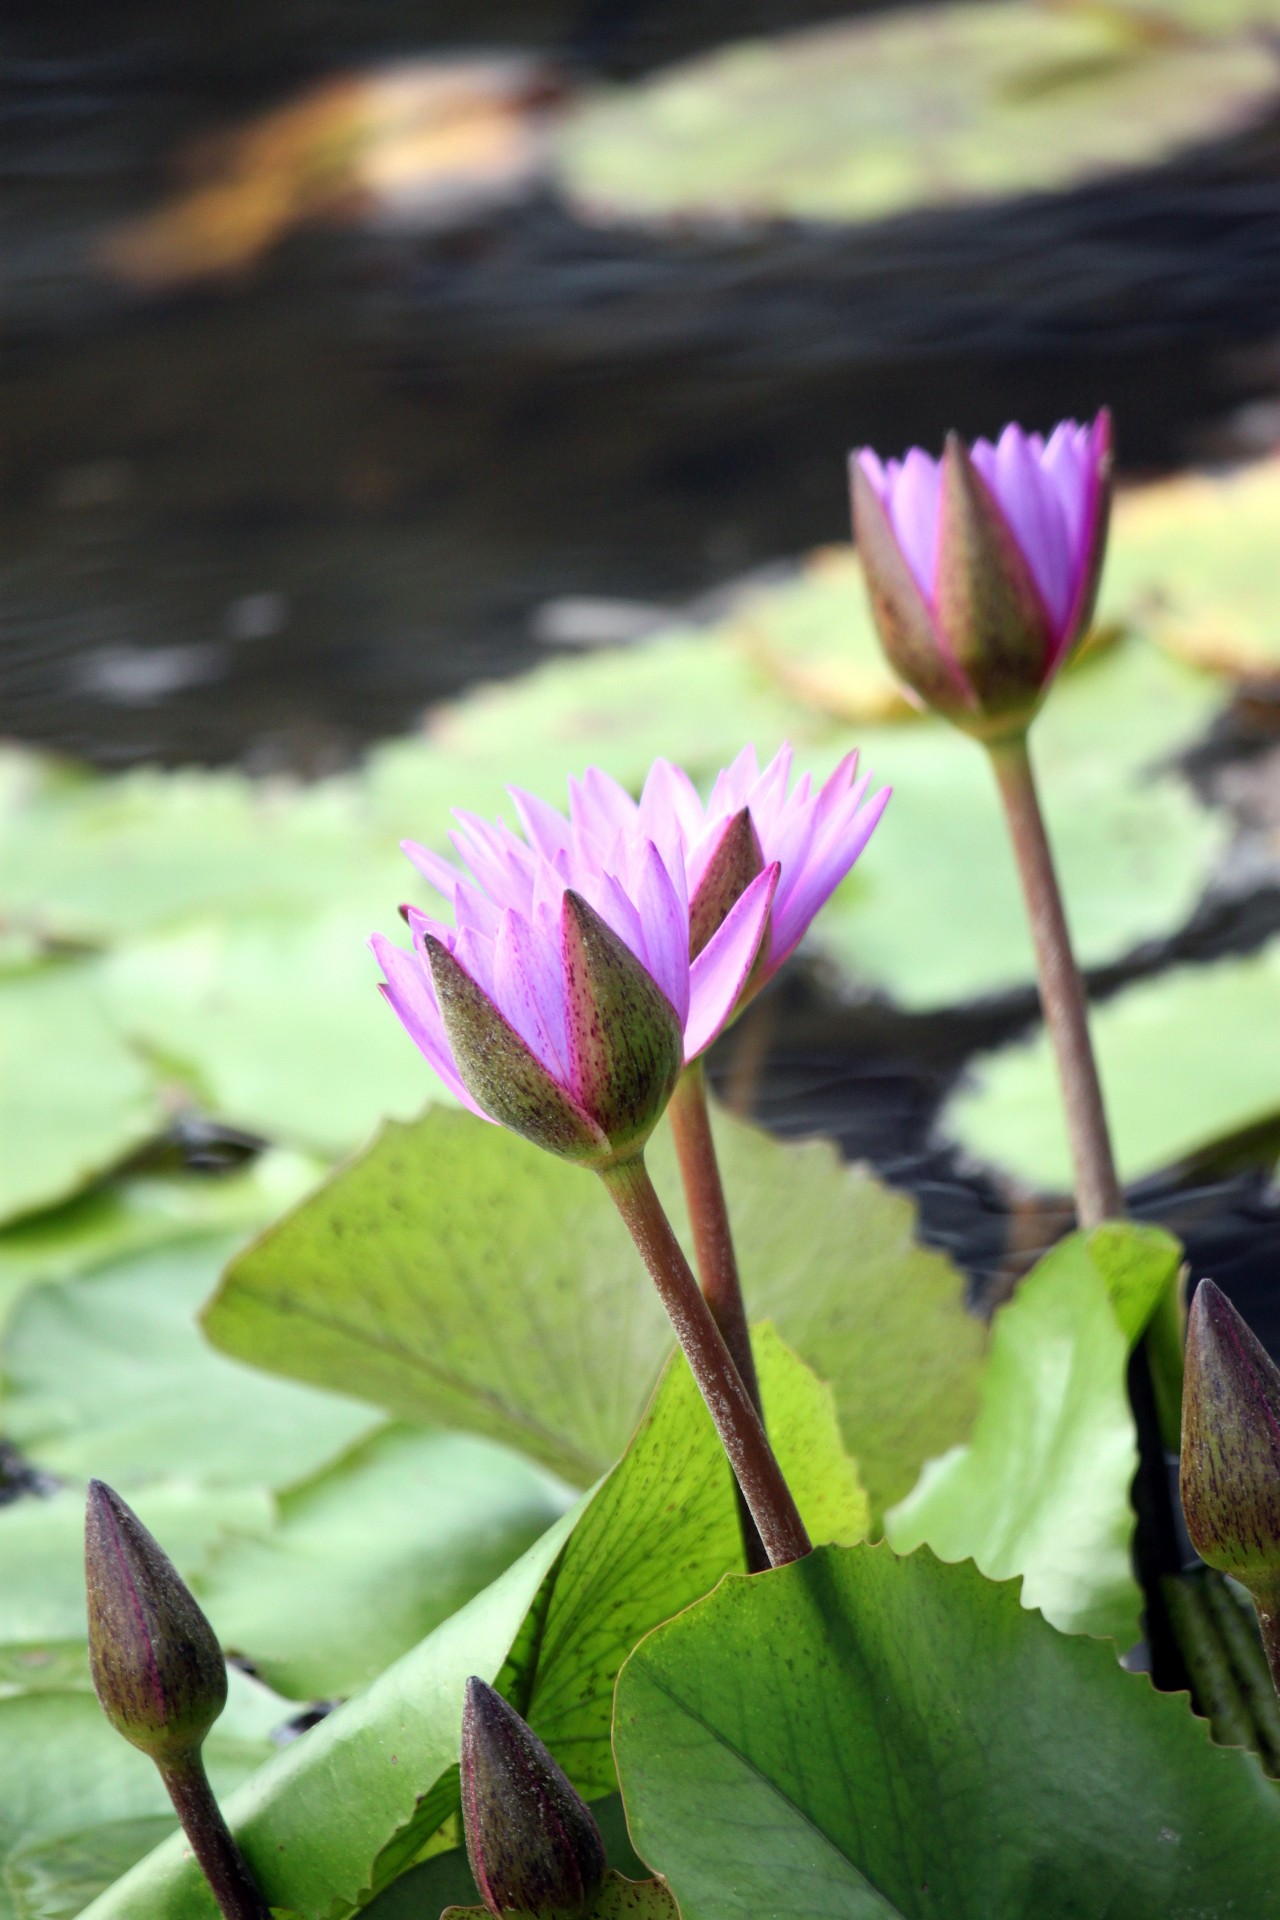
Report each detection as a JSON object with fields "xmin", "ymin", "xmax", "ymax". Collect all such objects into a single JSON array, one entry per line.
[
  {"xmin": 851, "ymin": 413, "xmax": 1112, "ymax": 742},
  {"xmin": 1181, "ymin": 1280, "xmax": 1280, "ymax": 1595},
  {"xmin": 85, "ymin": 1480, "xmax": 227, "ymax": 1762},
  {"xmin": 424, "ymin": 887, "xmax": 683, "ymax": 1170},
  {"xmin": 461, "ymin": 1677, "xmax": 606, "ymax": 1920}
]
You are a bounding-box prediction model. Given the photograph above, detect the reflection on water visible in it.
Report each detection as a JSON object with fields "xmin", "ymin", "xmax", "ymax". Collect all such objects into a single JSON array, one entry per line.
[{"xmin": 4, "ymin": 2, "xmax": 1280, "ymax": 773}]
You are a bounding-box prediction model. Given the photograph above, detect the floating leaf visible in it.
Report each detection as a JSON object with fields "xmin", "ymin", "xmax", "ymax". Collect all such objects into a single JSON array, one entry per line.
[
  {"xmin": 0, "ymin": 1670, "xmax": 287, "ymax": 1920},
  {"xmin": 0, "ymin": 762, "xmax": 399, "ymax": 947},
  {"xmin": 945, "ymin": 942, "xmax": 1280, "ymax": 1191},
  {"xmin": 887, "ymin": 1223, "xmax": 1180, "ymax": 1642},
  {"xmin": 208, "ymin": 1103, "xmax": 980, "ymax": 1521},
  {"xmin": 79, "ymin": 1332, "xmax": 857, "ymax": 1920},
  {"xmin": 556, "ymin": 6, "xmax": 1280, "ymax": 229},
  {"xmin": 715, "ymin": 548, "xmax": 916, "ymax": 724},
  {"xmin": 0, "ymin": 964, "xmax": 167, "ymax": 1229},
  {"xmin": 99, "ymin": 911, "xmax": 445, "ymax": 1157},
  {"xmin": 1, "ymin": 1235, "xmax": 381, "ymax": 1492},
  {"xmin": 0, "ymin": 1149, "xmax": 320, "ymax": 1338},
  {"xmin": 1102, "ymin": 458, "xmax": 1280, "ymax": 679},
  {"xmin": 0, "ymin": 1481, "xmax": 271, "ymax": 1653},
  {"xmin": 195, "ymin": 1425, "xmax": 570, "ymax": 1701},
  {"xmin": 615, "ymin": 1545, "xmax": 1280, "ymax": 1920}
]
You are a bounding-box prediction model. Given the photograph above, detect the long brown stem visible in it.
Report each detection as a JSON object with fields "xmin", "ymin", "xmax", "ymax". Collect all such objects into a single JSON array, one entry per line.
[
  {"xmin": 987, "ymin": 733, "xmax": 1123, "ymax": 1229},
  {"xmin": 667, "ymin": 1064, "xmax": 769, "ymax": 1572},
  {"xmin": 600, "ymin": 1154, "xmax": 811, "ymax": 1569},
  {"xmin": 159, "ymin": 1749, "xmax": 271, "ymax": 1920}
]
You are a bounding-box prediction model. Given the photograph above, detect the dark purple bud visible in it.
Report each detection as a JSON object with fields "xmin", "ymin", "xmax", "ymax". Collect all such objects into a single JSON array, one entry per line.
[
  {"xmin": 85, "ymin": 1480, "xmax": 227, "ymax": 1762},
  {"xmin": 461, "ymin": 1677, "xmax": 606, "ymax": 1920},
  {"xmin": 1181, "ymin": 1280, "xmax": 1280, "ymax": 1597}
]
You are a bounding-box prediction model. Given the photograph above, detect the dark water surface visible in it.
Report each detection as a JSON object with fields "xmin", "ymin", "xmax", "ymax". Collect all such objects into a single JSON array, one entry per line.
[{"xmin": 4, "ymin": 1, "xmax": 1279, "ymax": 1325}]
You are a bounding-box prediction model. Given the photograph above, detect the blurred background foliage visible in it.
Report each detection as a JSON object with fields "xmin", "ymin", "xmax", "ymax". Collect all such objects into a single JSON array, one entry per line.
[{"xmin": 3, "ymin": 0, "xmax": 1280, "ymax": 1909}]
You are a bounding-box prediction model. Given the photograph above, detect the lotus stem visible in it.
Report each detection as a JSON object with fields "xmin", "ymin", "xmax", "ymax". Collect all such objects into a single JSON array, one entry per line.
[
  {"xmin": 158, "ymin": 1750, "xmax": 271, "ymax": 1920},
  {"xmin": 986, "ymin": 731, "xmax": 1122, "ymax": 1230},
  {"xmin": 667, "ymin": 1062, "xmax": 769, "ymax": 1573},
  {"xmin": 600, "ymin": 1154, "xmax": 811, "ymax": 1569}
]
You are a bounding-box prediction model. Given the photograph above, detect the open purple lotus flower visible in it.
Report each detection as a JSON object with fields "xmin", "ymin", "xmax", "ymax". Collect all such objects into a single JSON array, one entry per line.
[
  {"xmin": 373, "ymin": 795, "xmax": 778, "ymax": 1164},
  {"xmin": 502, "ymin": 743, "xmax": 888, "ymax": 985},
  {"xmin": 851, "ymin": 413, "xmax": 1112, "ymax": 738}
]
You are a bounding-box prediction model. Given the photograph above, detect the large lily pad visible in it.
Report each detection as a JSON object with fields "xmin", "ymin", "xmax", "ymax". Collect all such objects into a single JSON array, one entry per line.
[
  {"xmin": 0, "ymin": 1670, "xmax": 287, "ymax": 1920},
  {"xmin": 80, "ymin": 1333, "xmax": 858, "ymax": 1920},
  {"xmin": 887, "ymin": 1224, "xmax": 1180, "ymax": 1643},
  {"xmin": 0, "ymin": 964, "xmax": 167, "ymax": 1229},
  {"xmin": 195, "ymin": 1424, "xmax": 570, "ymax": 1701},
  {"xmin": 208, "ymin": 1102, "xmax": 982, "ymax": 1521},
  {"xmin": 1, "ymin": 1235, "xmax": 380, "ymax": 1492},
  {"xmin": 556, "ymin": 6, "xmax": 1280, "ymax": 229},
  {"xmin": 98, "ymin": 910, "xmax": 445, "ymax": 1156},
  {"xmin": 614, "ymin": 1545, "xmax": 1280, "ymax": 1919},
  {"xmin": 1101, "ymin": 457, "xmax": 1280, "ymax": 679},
  {"xmin": 944, "ymin": 941, "xmax": 1280, "ymax": 1191}
]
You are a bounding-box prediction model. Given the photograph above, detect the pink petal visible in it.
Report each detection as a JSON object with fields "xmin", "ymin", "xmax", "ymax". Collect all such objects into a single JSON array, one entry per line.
[
  {"xmin": 634, "ymin": 838, "xmax": 690, "ymax": 1024},
  {"xmin": 972, "ymin": 426, "xmax": 1072, "ymax": 637},
  {"xmin": 639, "ymin": 758, "xmax": 706, "ymax": 851},
  {"xmin": 508, "ymin": 787, "xmax": 572, "ymax": 865},
  {"xmin": 490, "ymin": 908, "xmax": 569, "ymax": 1084},
  {"xmin": 684, "ymin": 863, "xmax": 778, "ymax": 1060},
  {"xmin": 370, "ymin": 933, "xmax": 489, "ymax": 1118},
  {"xmin": 707, "ymin": 744, "xmax": 759, "ymax": 819},
  {"xmin": 401, "ymin": 840, "xmax": 464, "ymax": 901},
  {"xmin": 886, "ymin": 449, "xmax": 943, "ymax": 603},
  {"xmin": 768, "ymin": 782, "xmax": 890, "ymax": 965}
]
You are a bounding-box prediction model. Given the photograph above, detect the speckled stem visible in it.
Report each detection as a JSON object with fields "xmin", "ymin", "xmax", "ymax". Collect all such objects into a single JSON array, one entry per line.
[
  {"xmin": 600, "ymin": 1154, "xmax": 811, "ymax": 1569},
  {"xmin": 668, "ymin": 1062, "xmax": 769, "ymax": 1573},
  {"xmin": 158, "ymin": 1749, "xmax": 271, "ymax": 1920}
]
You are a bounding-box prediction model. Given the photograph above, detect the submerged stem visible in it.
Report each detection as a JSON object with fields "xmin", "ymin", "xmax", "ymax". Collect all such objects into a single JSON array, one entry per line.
[
  {"xmin": 158, "ymin": 1749, "xmax": 271, "ymax": 1920},
  {"xmin": 987, "ymin": 733, "xmax": 1122, "ymax": 1230},
  {"xmin": 600, "ymin": 1154, "xmax": 811, "ymax": 1569},
  {"xmin": 667, "ymin": 1063, "xmax": 769, "ymax": 1573}
]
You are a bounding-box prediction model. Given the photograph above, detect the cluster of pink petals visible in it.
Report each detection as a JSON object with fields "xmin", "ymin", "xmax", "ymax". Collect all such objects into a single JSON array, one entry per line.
[
  {"xmin": 374, "ymin": 743, "xmax": 888, "ymax": 1122},
  {"xmin": 373, "ymin": 797, "xmax": 778, "ymax": 1122},
  {"xmin": 509, "ymin": 744, "xmax": 888, "ymax": 981},
  {"xmin": 857, "ymin": 413, "xmax": 1110, "ymax": 675}
]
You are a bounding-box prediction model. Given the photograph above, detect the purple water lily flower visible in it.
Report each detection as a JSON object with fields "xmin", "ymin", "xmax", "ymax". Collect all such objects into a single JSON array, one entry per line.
[
  {"xmin": 374, "ymin": 796, "xmax": 778, "ymax": 1163},
  {"xmin": 851, "ymin": 413, "xmax": 1112, "ymax": 738},
  {"xmin": 503, "ymin": 744, "xmax": 889, "ymax": 995}
]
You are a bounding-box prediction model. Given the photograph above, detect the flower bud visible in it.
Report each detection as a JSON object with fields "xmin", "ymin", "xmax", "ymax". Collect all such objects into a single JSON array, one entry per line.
[
  {"xmin": 461, "ymin": 1677, "xmax": 606, "ymax": 1920},
  {"xmin": 851, "ymin": 414, "xmax": 1111, "ymax": 742},
  {"xmin": 1181, "ymin": 1279, "xmax": 1280, "ymax": 1596},
  {"xmin": 85, "ymin": 1480, "xmax": 227, "ymax": 1762}
]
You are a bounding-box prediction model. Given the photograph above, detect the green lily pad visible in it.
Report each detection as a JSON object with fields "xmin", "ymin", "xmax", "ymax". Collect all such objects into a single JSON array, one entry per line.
[
  {"xmin": 887, "ymin": 1223, "xmax": 1181, "ymax": 1643},
  {"xmin": 944, "ymin": 941, "xmax": 1280, "ymax": 1191},
  {"xmin": 98, "ymin": 910, "xmax": 448, "ymax": 1157},
  {"xmin": 0, "ymin": 964, "xmax": 168, "ymax": 1229},
  {"xmin": 79, "ymin": 1332, "xmax": 857, "ymax": 1920},
  {"xmin": 195, "ymin": 1424, "xmax": 571, "ymax": 1701},
  {"xmin": 0, "ymin": 755, "xmax": 405, "ymax": 947},
  {"xmin": 0, "ymin": 1668, "xmax": 287, "ymax": 1920},
  {"xmin": 817, "ymin": 638, "xmax": 1227, "ymax": 1006},
  {"xmin": 0, "ymin": 1149, "xmax": 320, "ymax": 1338},
  {"xmin": 207, "ymin": 1102, "xmax": 981, "ymax": 1522},
  {"xmin": 1102, "ymin": 458, "xmax": 1280, "ymax": 679},
  {"xmin": 555, "ymin": 5, "xmax": 1280, "ymax": 229},
  {"xmin": 0, "ymin": 1480, "xmax": 272, "ymax": 1652},
  {"xmin": 1, "ymin": 1235, "xmax": 381, "ymax": 1492},
  {"xmin": 614, "ymin": 1545, "xmax": 1280, "ymax": 1919}
]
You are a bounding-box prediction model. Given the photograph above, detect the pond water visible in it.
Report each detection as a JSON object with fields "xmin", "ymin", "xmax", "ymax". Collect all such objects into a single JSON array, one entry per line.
[{"xmin": 5, "ymin": 1, "xmax": 1280, "ymax": 1333}]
